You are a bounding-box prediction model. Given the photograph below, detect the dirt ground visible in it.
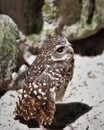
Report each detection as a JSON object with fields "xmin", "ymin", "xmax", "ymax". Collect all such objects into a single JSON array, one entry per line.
[{"xmin": 0, "ymin": 52, "xmax": 104, "ymax": 130}]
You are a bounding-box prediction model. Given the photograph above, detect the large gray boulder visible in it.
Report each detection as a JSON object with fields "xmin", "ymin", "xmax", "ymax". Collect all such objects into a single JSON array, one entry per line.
[
  {"xmin": 42, "ymin": 0, "xmax": 104, "ymax": 40},
  {"xmin": 0, "ymin": 15, "xmax": 20, "ymax": 91}
]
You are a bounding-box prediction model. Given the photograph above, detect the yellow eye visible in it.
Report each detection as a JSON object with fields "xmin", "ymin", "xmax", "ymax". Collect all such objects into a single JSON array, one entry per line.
[{"xmin": 56, "ymin": 46, "xmax": 65, "ymax": 53}]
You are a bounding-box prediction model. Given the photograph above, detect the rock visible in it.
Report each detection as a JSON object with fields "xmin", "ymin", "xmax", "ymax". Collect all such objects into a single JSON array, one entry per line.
[
  {"xmin": 42, "ymin": 0, "xmax": 104, "ymax": 40},
  {"xmin": 0, "ymin": 0, "xmax": 44, "ymax": 35},
  {"xmin": 40, "ymin": 0, "xmax": 104, "ymax": 56},
  {"xmin": 1, "ymin": 0, "xmax": 103, "ymax": 38},
  {"xmin": 0, "ymin": 15, "xmax": 20, "ymax": 91},
  {"xmin": 55, "ymin": 0, "xmax": 82, "ymax": 34},
  {"xmin": 71, "ymin": 28, "xmax": 104, "ymax": 56},
  {"xmin": 62, "ymin": 0, "xmax": 104, "ymax": 40}
]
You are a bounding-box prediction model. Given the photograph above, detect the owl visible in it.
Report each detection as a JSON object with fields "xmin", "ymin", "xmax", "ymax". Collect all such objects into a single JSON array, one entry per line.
[{"xmin": 15, "ymin": 35, "xmax": 74, "ymax": 128}]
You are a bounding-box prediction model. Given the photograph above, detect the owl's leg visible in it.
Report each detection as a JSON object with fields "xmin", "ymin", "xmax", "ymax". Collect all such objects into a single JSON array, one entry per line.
[
  {"xmin": 67, "ymin": 125, "xmax": 75, "ymax": 130},
  {"xmin": 40, "ymin": 125, "xmax": 47, "ymax": 130}
]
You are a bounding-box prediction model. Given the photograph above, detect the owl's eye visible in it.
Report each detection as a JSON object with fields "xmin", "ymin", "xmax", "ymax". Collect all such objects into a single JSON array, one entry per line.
[{"xmin": 56, "ymin": 46, "xmax": 65, "ymax": 53}]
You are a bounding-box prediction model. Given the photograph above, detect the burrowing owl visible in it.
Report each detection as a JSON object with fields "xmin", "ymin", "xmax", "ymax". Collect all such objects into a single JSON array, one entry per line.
[{"xmin": 15, "ymin": 35, "xmax": 74, "ymax": 127}]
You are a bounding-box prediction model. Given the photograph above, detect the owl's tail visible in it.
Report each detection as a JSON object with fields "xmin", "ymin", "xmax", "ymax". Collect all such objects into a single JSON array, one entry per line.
[{"xmin": 14, "ymin": 95, "xmax": 36, "ymax": 121}]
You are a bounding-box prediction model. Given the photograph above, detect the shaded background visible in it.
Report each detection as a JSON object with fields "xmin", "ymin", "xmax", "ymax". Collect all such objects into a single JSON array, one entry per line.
[{"xmin": 0, "ymin": 0, "xmax": 104, "ymax": 55}]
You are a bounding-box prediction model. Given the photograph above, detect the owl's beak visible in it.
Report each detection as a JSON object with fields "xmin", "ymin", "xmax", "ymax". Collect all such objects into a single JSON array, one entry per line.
[
  {"xmin": 68, "ymin": 46, "xmax": 74, "ymax": 55},
  {"xmin": 67, "ymin": 45, "xmax": 74, "ymax": 55}
]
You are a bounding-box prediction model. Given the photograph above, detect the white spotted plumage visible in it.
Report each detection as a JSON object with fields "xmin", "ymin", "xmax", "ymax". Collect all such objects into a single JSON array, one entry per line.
[{"xmin": 15, "ymin": 35, "xmax": 74, "ymax": 127}]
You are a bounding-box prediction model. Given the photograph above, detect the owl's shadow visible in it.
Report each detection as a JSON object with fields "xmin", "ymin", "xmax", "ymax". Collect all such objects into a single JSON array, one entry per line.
[{"xmin": 15, "ymin": 102, "xmax": 92, "ymax": 130}]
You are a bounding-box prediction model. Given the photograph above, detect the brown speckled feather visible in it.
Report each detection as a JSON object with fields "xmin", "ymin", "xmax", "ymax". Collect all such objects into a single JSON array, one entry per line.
[{"xmin": 15, "ymin": 35, "xmax": 74, "ymax": 126}]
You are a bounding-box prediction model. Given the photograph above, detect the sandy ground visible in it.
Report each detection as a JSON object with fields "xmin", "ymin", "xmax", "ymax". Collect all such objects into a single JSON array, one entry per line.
[{"xmin": 0, "ymin": 53, "xmax": 104, "ymax": 130}]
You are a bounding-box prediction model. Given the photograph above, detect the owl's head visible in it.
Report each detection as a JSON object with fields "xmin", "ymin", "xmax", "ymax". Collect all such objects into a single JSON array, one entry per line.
[{"xmin": 42, "ymin": 35, "xmax": 74, "ymax": 63}]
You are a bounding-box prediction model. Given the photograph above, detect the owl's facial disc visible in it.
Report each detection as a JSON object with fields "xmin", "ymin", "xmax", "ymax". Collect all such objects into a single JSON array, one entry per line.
[{"xmin": 51, "ymin": 44, "xmax": 74, "ymax": 62}]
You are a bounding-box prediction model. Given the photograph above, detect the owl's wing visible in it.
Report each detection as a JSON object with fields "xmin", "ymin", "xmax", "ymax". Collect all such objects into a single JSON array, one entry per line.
[
  {"xmin": 25, "ymin": 57, "xmax": 46, "ymax": 83},
  {"xmin": 46, "ymin": 62, "xmax": 74, "ymax": 101},
  {"xmin": 15, "ymin": 68, "xmax": 56, "ymax": 125}
]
